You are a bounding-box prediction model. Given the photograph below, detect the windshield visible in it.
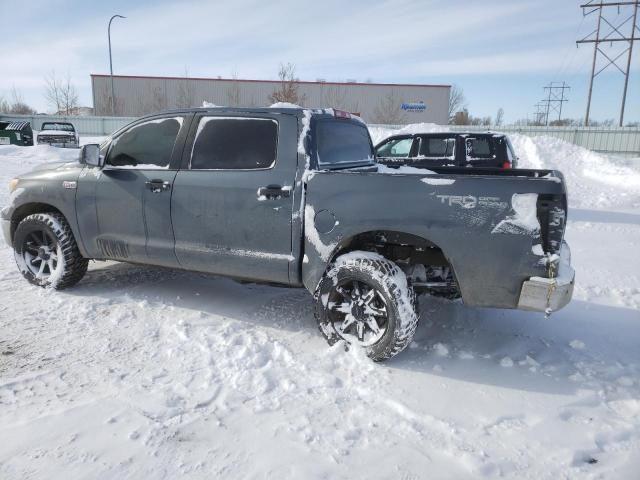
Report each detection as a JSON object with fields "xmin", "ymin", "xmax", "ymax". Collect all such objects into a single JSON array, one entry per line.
[
  {"xmin": 316, "ymin": 120, "xmax": 374, "ymax": 168},
  {"xmin": 42, "ymin": 123, "xmax": 74, "ymax": 132}
]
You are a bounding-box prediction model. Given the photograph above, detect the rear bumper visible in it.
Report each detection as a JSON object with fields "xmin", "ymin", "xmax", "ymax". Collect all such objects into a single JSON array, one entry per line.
[{"xmin": 517, "ymin": 243, "xmax": 575, "ymax": 313}]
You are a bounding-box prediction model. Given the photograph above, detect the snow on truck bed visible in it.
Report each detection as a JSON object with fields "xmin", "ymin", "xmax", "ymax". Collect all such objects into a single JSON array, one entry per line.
[{"xmin": 1, "ymin": 133, "xmax": 640, "ymax": 479}]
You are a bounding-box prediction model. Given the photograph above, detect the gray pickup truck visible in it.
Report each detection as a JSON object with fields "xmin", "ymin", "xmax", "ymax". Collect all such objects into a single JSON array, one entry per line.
[{"xmin": 2, "ymin": 107, "xmax": 574, "ymax": 360}]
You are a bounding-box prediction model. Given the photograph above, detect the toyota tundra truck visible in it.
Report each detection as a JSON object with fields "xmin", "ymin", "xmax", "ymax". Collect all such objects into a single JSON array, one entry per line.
[{"xmin": 2, "ymin": 106, "xmax": 575, "ymax": 361}]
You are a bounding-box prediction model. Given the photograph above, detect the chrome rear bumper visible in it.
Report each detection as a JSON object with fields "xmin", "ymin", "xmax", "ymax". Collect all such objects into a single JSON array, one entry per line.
[{"xmin": 518, "ymin": 243, "xmax": 575, "ymax": 313}]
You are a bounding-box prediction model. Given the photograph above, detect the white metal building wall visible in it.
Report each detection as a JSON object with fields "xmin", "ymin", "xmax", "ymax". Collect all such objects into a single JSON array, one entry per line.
[{"xmin": 91, "ymin": 74, "xmax": 450, "ymax": 125}]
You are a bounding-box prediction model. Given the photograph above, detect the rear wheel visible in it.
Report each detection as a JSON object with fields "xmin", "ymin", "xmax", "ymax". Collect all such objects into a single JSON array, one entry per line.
[
  {"xmin": 315, "ymin": 251, "xmax": 419, "ymax": 361},
  {"xmin": 13, "ymin": 213, "xmax": 88, "ymax": 289}
]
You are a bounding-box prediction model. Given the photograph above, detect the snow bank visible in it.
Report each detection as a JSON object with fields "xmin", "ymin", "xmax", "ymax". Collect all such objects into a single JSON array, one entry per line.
[
  {"xmin": 511, "ymin": 134, "xmax": 640, "ymax": 210},
  {"xmin": 368, "ymin": 122, "xmax": 446, "ymax": 145}
]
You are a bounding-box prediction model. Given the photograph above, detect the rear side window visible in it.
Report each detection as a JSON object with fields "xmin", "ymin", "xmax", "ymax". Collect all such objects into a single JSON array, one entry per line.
[
  {"xmin": 419, "ymin": 137, "xmax": 455, "ymax": 158},
  {"xmin": 465, "ymin": 137, "xmax": 494, "ymax": 160},
  {"xmin": 107, "ymin": 117, "xmax": 183, "ymax": 169},
  {"xmin": 191, "ymin": 117, "xmax": 278, "ymax": 170},
  {"xmin": 376, "ymin": 137, "xmax": 413, "ymax": 158},
  {"xmin": 316, "ymin": 121, "xmax": 374, "ymax": 167}
]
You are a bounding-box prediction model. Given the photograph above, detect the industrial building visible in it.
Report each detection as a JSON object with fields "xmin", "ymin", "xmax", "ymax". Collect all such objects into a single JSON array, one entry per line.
[{"xmin": 91, "ymin": 74, "xmax": 450, "ymax": 125}]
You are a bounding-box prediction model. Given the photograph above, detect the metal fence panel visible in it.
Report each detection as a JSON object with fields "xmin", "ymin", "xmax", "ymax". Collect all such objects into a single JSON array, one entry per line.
[
  {"xmin": 2, "ymin": 114, "xmax": 639, "ymax": 157},
  {"xmin": 368, "ymin": 123, "xmax": 640, "ymax": 157},
  {"xmin": 0, "ymin": 114, "xmax": 136, "ymax": 136}
]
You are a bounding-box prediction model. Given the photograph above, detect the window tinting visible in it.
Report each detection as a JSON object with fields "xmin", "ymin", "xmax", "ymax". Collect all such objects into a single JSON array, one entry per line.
[
  {"xmin": 419, "ymin": 138, "xmax": 455, "ymax": 158},
  {"xmin": 317, "ymin": 121, "xmax": 373, "ymax": 166},
  {"xmin": 191, "ymin": 117, "xmax": 277, "ymax": 170},
  {"xmin": 107, "ymin": 117, "xmax": 182, "ymax": 168},
  {"xmin": 465, "ymin": 137, "xmax": 493, "ymax": 159},
  {"xmin": 376, "ymin": 137, "xmax": 413, "ymax": 158}
]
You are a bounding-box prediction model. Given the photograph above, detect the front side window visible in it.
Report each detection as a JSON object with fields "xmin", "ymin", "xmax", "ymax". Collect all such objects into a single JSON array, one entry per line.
[
  {"xmin": 191, "ymin": 117, "xmax": 278, "ymax": 170},
  {"xmin": 419, "ymin": 137, "xmax": 455, "ymax": 158},
  {"xmin": 376, "ymin": 137, "xmax": 413, "ymax": 158},
  {"xmin": 107, "ymin": 117, "xmax": 183, "ymax": 169}
]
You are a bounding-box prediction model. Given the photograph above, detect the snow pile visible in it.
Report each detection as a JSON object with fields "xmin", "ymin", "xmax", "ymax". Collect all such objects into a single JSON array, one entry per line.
[
  {"xmin": 511, "ymin": 134, "xmax": 640, "ymax": 209},
  {"xmin": 368, "ymin": 122, "xmax": 446, "ymax": 145},
  {"xmin": 269, "ymin": 102, "xmax": 302, "ymax": 109}
]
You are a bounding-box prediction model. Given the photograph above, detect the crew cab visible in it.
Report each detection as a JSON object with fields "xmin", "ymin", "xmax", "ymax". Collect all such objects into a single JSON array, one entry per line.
[
  {"xmin": 3, "ymin": 107, "xmax": 574, "ymax": 361},
  {"xmin": 376, "ymin": 132, "xmax": 518, "ymax": 169},
  {"xmin": 37, "ymin": 122, "xmax": 79, "ymax": 148}
]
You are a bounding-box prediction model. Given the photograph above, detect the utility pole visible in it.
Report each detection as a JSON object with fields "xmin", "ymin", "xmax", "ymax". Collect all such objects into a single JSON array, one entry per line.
[
  {"xmin": 577, "ymin": 1, "xmax": 640, "ymax": 126},
  {"xmin": 540, "ymin": 82, "xmax": 570, "ymax": 125},
  {"xmin": 108, "ymin": 14, "xmax": 126, "ymax": 116}
]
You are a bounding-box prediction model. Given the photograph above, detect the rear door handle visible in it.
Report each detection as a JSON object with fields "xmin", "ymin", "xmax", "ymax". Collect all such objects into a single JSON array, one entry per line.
[
  {"xmin": 145, "ymin": 179, "xmax": 171, "ymax": 193},
  {"xmin": 257, "ymin": 185, "xmax": 291, "ymax": 200}
]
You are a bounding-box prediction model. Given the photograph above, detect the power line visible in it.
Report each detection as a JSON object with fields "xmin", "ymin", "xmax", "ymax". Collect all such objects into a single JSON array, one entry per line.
[{"xmin": 577, "ymin": 0, "xmax": 640, "ymax": 126}]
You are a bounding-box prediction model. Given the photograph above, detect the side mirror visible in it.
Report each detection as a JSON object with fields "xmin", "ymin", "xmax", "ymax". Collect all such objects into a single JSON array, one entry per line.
[{"xmin": 80, "ymin": 144, "xmax": 103, "ymax": 167}]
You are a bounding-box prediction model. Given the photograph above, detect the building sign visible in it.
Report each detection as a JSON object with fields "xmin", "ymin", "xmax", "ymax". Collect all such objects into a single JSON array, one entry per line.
[{"xmin": 401, "ymin": 101, "xmax": 426, "ymax": 112}]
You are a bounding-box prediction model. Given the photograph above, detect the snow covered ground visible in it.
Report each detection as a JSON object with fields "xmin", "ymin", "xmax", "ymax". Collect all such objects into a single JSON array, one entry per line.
[{"xmin": 0, "ymin": 132, "xmax": 639, "ymax": 479}]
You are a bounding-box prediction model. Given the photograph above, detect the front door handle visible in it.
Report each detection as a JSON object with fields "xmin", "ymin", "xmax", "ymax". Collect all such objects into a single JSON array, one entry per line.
[
  {"xmin": 145, "ymin": 179, "xmax": 171, "ymax": 193},
  {"xmin": 257, "ymin": 185, "xmax": 291, "ymax": 200}
]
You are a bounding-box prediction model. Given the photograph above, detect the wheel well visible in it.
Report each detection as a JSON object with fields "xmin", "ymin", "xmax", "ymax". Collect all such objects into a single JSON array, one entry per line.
[
  {"xmin": 329, "ymin": 230, "xmax": 460, "ymax": 297},
  {"xmin": 10, "ymin": 203, "xmax": 64, "ymax": 242},
  {"xmin": 330, "ymin": 230, "xmax": 449, "ymax": 267}
]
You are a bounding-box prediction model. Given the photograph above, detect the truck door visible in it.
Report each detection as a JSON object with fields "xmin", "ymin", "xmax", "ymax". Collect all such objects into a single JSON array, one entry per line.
[
  {"xmin": 90, "ymin": 116, "xmax": 187, "ymax": 267},
  {"xmin": 171, "ymin": 112, "xmax": 298, "ymax": 284}
]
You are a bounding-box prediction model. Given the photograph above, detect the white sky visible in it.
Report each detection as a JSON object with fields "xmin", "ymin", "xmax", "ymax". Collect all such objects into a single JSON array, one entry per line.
[{"xmin": 0, "ymin": 0, "xmax": 638, "ymax": 123}]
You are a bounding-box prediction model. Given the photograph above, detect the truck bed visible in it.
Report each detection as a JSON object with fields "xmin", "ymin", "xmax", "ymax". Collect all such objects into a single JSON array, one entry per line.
[{"xmin": 301, "ymin": 167, "xmax": 567, "ymax": 310}]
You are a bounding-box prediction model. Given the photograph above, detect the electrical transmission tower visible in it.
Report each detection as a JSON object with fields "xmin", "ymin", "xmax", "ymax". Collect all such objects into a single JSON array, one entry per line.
[
  {"xmin": 541, "ymin": 82, "xmax": 570, "ymax": 125},
  {"xmin": 533, "ymin": 102, "xmax": 547, "ymax": 125},
  {"xmin": 577, "ymin": 1, "xmax": 639, "ymax": 126}
]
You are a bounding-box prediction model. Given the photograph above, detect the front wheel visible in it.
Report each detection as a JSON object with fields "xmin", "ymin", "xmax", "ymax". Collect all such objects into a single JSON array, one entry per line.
[
  {"xmin": 314, "ymin": 251, "xmax": 419, "ymax": 361},
  {"xmin": 13, "ymin": 213, "xmax": 88, "ymax": 289}
]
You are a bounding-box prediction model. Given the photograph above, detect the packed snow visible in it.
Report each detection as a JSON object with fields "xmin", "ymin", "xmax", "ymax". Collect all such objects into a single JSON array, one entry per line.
[{"xmin": 1, "ymin": 128, "xmax": 640, "ymax": 479}]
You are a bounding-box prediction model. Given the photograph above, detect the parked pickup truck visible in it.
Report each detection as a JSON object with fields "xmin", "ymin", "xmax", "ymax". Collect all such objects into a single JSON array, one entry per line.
[
  {"xmin": 2, "ymin": 107, "xmax": 574, "ymax": 361},
  {"xmin": 37, "ymin": 122, "xmax": 79, "ymax": 148},
  {"xmin": 376, "ymin": 132, "xmax": 518, "ymax": 169}
]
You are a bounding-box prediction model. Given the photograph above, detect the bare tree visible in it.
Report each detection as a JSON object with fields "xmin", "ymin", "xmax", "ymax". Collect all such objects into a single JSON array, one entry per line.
[
  {"xmin": 3, "ymin": 87, "xmax": 36, "ymax": 114},
  {"xmin": 372, "ymin": 89, "xmax": 406, "ymax": 124},
  {"xmin": 147, "ymin": 86, "xmax": 167, "ymax": 114},
  {"xmin": 448, "ymin": 84, "xmax": 466, "ymax": 123},
  {"xmin": 321, "ymin": 85, "xmax": 360, "ymax": 114},
  {"xmin": 226, "ymin": 71, "xmax": 241, "ymax": 107},
  {"xmin": 495, "ymin": 107, "xmax": 504, "ymax": 126},
  {"xmin": 268, "ymin": 63, "xmax": 306, "ymax": 106},
  {"xmin": 44, "ymin": 71, "xmax": 79, "ymax": 114},
  {"xmin": 176, "ymin": 67, "xmax": 195, "ymax": 109}
]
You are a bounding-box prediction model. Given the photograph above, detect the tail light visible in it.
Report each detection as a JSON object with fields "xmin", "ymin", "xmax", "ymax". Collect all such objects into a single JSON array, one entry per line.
[
  {"xmin": 537, "ymin": 195, "xmax": 567, "ymax": 254},
  {"xmin": 502, "ymin": 161, "xmax": 512, "ymax": 169},
  {"xmin": 333, "ymin": 109, "xmax": 351, "ymax": 119}
]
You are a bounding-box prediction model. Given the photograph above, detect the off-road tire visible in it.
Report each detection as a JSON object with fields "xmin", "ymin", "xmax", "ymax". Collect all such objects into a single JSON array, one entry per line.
[
  {"xmin": 13, "ymin": 213, "xmax": 88, "ymax": 289},
  {"xmin": 314, "ymin": 251, "xmax": 419, "ymax": 361}
]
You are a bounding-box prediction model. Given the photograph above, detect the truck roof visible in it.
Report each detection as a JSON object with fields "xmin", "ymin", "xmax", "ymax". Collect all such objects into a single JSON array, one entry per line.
[{"xmin": 135, "ymin": 106, "xmax": 361, "ymax": 122}]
